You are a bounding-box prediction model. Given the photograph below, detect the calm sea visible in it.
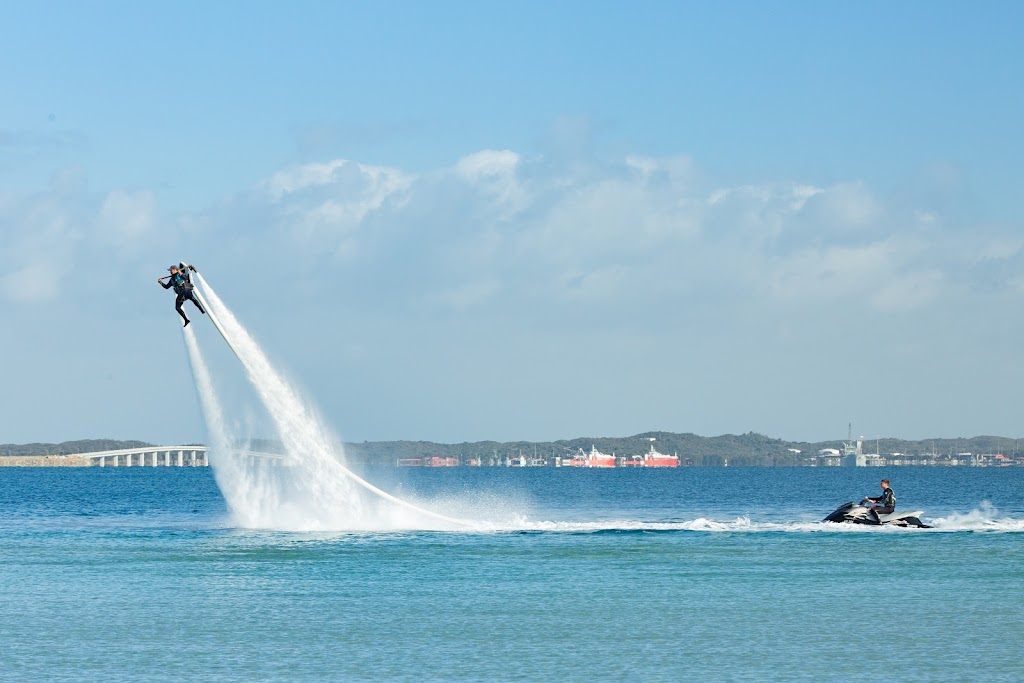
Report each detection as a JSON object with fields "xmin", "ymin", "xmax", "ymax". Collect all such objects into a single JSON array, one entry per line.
[{"xmin": 1, "ymin": 466, "xmax": 1021, "ymax": 682}]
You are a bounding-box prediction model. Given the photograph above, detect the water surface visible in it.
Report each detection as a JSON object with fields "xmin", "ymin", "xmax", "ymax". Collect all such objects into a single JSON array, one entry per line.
[{"xmin": 1, "ymin": 467, "xmax": 1021, "ymax": 681}]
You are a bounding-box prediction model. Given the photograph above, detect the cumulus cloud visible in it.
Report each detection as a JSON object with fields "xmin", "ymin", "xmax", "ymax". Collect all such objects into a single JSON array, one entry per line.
[
  {"xmin": 0, "ymin": 170, "xmax": 172, "ymax": 304},
  {"xmin": 266, "ymin": 159, "xmax": 349, "ymax": 200},
  {"xmin": 260, "ymin": 159, "xmax": 412, "ymax": 249},
  {"xmin": 871, "ymin": 270, "xmax": 943, "ymax": 312},
  {"xmin": 802, "ymin": 181, "xmax": 880, "ymax": 229},
  {"xmin": 6, "ymin": 150, "xmax": 1021, "ymax": 328},
  {"xmin": 454, "ymin": 149, "xmax": 527, "ymax": 216},
  {"xmin": 0, "ymin": 261, "xmax": 61, "ymax": 303},
  {"xmin": 0, "ymin": 182, "xmax": 79, "ymax": 303},
  {"xmin": 455, "ymin": 149, "xmax": 520, "ymax": 182},
  {"xmin": 99, "ymin": 189, "xmax": 155, "ymax": 243},
  {"xmin": 176, "ymin": 149, "xmax": 1024, "ymax": 329},
  {"xmin": 764, "ymin": 237, "xmax": 931, "ymax": 307}
]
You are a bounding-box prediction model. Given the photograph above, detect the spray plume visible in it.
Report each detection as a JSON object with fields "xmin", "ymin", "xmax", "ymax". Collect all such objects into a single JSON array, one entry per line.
[{"xmin": 184, "ymin": 272, "xmax": 467, "ymax": 531}]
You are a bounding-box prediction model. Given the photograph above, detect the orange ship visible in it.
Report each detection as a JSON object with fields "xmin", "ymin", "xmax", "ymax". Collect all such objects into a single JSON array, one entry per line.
[
  {"xmin": 563, "ymin": 446, "xmax": 616, "ymax": 468},
  {"xmin": 621, "ymin": 444, "xmax": 680, "ymax": 468}
]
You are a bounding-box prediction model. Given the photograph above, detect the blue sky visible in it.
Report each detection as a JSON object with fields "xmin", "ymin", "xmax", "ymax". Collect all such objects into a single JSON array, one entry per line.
[{"xmin": 2, "ymin": 2, "xmax": 1023, "ymax": 445}]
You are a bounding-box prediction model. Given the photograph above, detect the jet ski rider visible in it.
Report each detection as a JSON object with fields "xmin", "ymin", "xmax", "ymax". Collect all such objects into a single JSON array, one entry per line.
[
  {"xmin": 159, "ymin": 263, "xmax": 205, "ymax": 327},
  {"xmin": 866, "ymin": 478, "xmax": 895, "ymax": 522}
]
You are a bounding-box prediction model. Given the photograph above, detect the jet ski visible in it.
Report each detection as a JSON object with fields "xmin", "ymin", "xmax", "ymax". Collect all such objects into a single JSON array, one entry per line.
[{"xmin": 823, "ymin": 498, "xmax": 930, "ymax": 528}]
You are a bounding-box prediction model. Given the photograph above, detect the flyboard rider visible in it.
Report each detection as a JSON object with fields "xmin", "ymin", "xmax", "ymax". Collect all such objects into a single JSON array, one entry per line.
[{"xmin": 159, "ymin": 263, "xmax": 205, "ymax": 327}]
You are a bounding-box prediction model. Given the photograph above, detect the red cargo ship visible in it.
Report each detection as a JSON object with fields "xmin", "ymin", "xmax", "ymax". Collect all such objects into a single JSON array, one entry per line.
[
  {"xmin": 563, "ymin": 446, "xmax": 616, "ymax": 468},
  {"xmin": 621, "ymin": 444, "xmax": 680, "ymax": 468}
]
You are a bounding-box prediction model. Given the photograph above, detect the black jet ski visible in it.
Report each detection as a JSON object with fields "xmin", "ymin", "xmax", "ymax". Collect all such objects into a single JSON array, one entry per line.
[{"xmin": 823, "ymin": 498, "xmax": 930, "ymax": 528}]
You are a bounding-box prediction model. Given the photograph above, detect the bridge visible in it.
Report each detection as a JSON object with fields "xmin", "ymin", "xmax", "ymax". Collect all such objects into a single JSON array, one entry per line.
[
  {"xmin": 76, "ymin": 446, "xmax": 289, "ymax": 467},
  {"xmin": 79, "ymin": 445, "xmax": 209, "ymax": 467}
]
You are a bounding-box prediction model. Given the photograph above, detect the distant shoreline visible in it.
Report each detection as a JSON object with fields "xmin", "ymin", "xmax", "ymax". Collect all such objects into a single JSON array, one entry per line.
[
  {"xmin": 3, "ymin": 432, "xmax": 1023, "ymax": 468},
  {"xmin": 0, "ymin": 455, "xmax": 90, "ymax": 467}
]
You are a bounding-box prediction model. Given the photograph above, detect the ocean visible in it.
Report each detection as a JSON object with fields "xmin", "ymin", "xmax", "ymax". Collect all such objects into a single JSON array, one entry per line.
[{"xmin": 1, "ymin": 465, "xmax": 1021, "ymax": 682}]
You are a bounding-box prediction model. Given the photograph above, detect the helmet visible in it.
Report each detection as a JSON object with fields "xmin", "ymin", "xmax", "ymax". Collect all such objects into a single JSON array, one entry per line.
[{"xmin": 168, "ymin": 265, "xmax": 177, "ymax": 271}]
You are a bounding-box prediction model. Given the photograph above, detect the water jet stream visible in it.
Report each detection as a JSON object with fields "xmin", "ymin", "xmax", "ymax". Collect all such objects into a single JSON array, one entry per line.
[{"xmin": 185, "ymin": 269, "xmax": 469, "ymax": 530}]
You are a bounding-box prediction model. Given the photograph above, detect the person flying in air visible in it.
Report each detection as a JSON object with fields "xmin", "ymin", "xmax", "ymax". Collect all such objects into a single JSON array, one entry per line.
[
  {"xmin": 865, "ymin": 478, "xmax": 896, "ymax": 522},
  {"xmin": 159, "ymin": 263, "xmax": 205, "ymax": 327}
]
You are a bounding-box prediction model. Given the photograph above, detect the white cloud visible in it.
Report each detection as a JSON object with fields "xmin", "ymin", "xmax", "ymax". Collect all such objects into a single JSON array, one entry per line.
[
  {"xmin": 871, "ymin": 270, "xmax": 943, "ymax": 312},
  {"xmin": 6, "ymin": 150, "xmax": 1020, "ymax": 327},
  {"xmin": 625, "ymin": 156, "xmax": 658, "ymax": 177},
  {"xmin": 804, "ymin": 181, "xmax": 880, "ymax": 228},
  {"xmin": 968, "ymin": 238, "xmax": 1023, "ymax": 262},
  {"xmin": 266, "ymin": 159, "xmax": 411, "ymax": 204},
  {"xmin": 265, "ymin": 159, "xmax": 348, "ymax": 200},
  {"xmin": 0, "ymin": 187, "xmax": 77, "ymax": 303},
  {"xmin": 99, "ymin": 189, "xmax": 155, "ymax": 243},
  {"xmin": 455, "ymin": 149, "xmax": 520, "ymax": 181},
  {"xmin": 264, "ymin": 160, "xmax": 415, "ymax": 245},
  {"xmin": 914, "ymin": 209, "xmax": 938, "ymax": 225},
  {"xmin": 763, "ymin": 237, "xmax": 936, "ymax": 309},
  {"xmin": 0, "ymin": 171, "xmax": 175, "ymax": 304},
  {"xmin": 558, "ymin": 264, "xmax": 630, "ymax": 302},
  {"xmin": 525, "ymin": 175, "xmax": 700, "ymax": 269},
  {"xmin": 201, "ymin": 151, "xmax": 1023, "ymax": 327},
  {"xmin": 0, "ymin": 261, "xmax": 61, "ymax": 302},
  {"xmin": 790, "ymin": 185, "xmax": 824, "ymax": 210},
  {"xmin": 454, "ymin": 149, "xmax": 527, "ymax": 217}
]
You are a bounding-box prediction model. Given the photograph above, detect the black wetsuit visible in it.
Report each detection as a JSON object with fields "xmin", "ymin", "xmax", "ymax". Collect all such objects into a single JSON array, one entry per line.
[
  {"xmin": 867, "ymin": 487, "xmax": 896, "ymax": 518},
  {"xmin": 162, "ymin": 270, "xmax": 205, "ymax": 324}
]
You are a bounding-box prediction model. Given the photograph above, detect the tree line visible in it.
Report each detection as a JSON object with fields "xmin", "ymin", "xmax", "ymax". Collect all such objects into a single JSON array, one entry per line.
[
  {"xmin": 3, "ymin": 432, "xmax": 1019, "ymax": 466},
  {"xmin": 0, "ymin": 439, "xmax": 154, "ymax": 457}
]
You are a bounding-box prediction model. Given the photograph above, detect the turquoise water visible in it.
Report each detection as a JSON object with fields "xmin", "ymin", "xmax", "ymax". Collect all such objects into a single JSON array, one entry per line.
[{"xmin": 1, "ymin": 467, "xmax": 1022, "ymax": 681}]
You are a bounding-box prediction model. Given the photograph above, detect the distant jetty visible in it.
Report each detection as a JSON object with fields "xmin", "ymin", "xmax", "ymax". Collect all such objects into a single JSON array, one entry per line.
[{"xmin": 0, "ymin": 455, "xmax": 89, "ymax": 467}]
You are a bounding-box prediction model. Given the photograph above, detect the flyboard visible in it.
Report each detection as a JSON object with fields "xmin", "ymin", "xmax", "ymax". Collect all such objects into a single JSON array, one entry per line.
[{"xmin": 183, "ymin": 262, "xmax": 471, "ymax": 529}]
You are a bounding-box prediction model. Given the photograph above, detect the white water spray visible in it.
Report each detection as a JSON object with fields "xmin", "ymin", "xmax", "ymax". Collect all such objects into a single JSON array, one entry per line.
[
  {"xmin": 183, "ymin": 326, "xmax": 287, "ymax": 527},
  {"xmin": 185, "ymin": 272, "xmax": 467, "ymax": 531}
]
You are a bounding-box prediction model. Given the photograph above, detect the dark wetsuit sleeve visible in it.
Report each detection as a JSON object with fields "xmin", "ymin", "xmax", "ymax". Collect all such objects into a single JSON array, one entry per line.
[{"xmin": 161, "ymin": 278, "xmax": 173, "ymax": 289}]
